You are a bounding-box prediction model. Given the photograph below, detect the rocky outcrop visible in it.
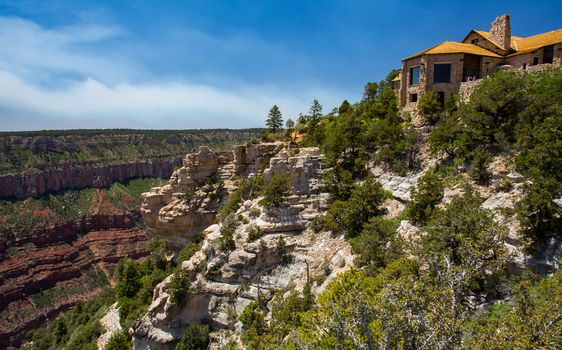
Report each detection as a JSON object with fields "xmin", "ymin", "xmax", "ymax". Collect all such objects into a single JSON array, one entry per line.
[
  {"xmin": 0, "ymin": 214, "xmax": 149, "ymax": 349},
  {"xmin": 371, "ymin": 167, "xmax": 422, "ymax": 202},
  {"xmin": 140, "ymin": 144, "xmax": 283, "ymax": 249},
  {"xmin": 132, "ymin": 146, "xmax": 351, "ymax": 349},
  {"xmin": 0, "ymin": 158, "xmax": 182, "ymax": 200},
  {"xmin": 263, "ymin": 147, "xmax": 324, "ymax": 195},
  {"xmin": 98, "ymin": 303, "xmax": 123, "ymax": 350}
]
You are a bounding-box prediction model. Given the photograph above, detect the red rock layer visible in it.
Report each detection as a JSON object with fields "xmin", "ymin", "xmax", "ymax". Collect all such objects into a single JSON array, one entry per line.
[
  {"xmin": 0, "ymin": 216, "xmax": 149, "ymax": 349},
  {"xmin": 0, "ymin": 158, "xmax": 182, "ymax": 200}
]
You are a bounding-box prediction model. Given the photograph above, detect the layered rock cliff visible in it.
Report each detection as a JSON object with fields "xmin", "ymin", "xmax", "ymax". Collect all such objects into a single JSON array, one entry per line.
[
  {"xmin": 0, "ymin": 213, "xmax": 148, "ymax": 348},
  {"xmin": 130, "ymin": 140, "xmax": 562, "ymax": 349},
  {"xmin": 140, "ymin": 143, "xmax": 283, "ymax": 249},
  {"xmin": 0, "ymin": 159, "xmax": 182, "ymax": 200},
  {"xmin": 132, "ymin": 145, "xmax": 355, "ymax": 349}
]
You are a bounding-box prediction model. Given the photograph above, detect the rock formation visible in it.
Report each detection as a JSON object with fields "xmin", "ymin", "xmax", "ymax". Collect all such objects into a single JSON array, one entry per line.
[
  {"xmin": 140, "ymin": 143, "xmax": 283, "ymax": 249},
  {"xmin": 132, "ymin": 146, "xmax": 351, "ymax": 349}
]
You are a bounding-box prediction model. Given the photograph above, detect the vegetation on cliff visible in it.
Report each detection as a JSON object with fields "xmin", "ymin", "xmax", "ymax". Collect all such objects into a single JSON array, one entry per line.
[
  {"xmin": 22, "ymin": 288, "xmax": 116, "ymax": 350},
  {"xmin": 235, "ymin": 67, "xmax": 562, "ymax": 349},
  {"xmin": 21, "ymin": 236, "xmax": 176, "ymax": 349},
  {"xmin": 18, "ymin": 67, "xmax": 562, "ymax": 350}
]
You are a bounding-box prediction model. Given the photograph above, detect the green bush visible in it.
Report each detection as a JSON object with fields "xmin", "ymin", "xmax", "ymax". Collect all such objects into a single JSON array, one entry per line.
[
  {"xmin": 275, "ymin": 236, "xmax": 290, "ymax": 263},
  {"xmin": 175, "ymin": 323, "xmax": 210, "ymax": 350},
  {"xmin": 468, "ymin": 147, "xmax": 491, "ymax": 185},
  {"xmin": 406, "ymin": 169, "xmax": 444, "ymax": 224},
  {"xmin": 239, "ymin": 301, "xmax": 271, "ymax": 348},
  {"xmin": 105, "ymin": 331, "xmax": 132, "ymax": 350},
  {"xmin": 463, "ymin": 270, "xmax": 562, "ymax": 349},
  {"xmin": 417, "ymin": 90, "xmax": 443, "ymax": 124},
  {"xmin": 218, "ymin": 174, "xmax": 264, "ymax": 219},
  {"xmin": 177, "ymin": 242, "xmax": 200, "ymax": 265},
  {"xmin": 351, "ymin": 217, "xmax": 402, "ymax": 273},
  {"xmin": 219, "ymin": 228, "xmax": 236, "ymax": 251},
  {"xmin": 363, "ymin": 115, "xmax": 417, "ymax": 174},
  {"xmin": 326, "ymin": 175, "xmax": 388, "ymax": 237},
  {"xmin": 169, "ymin": 270, "xmax": 191, "ymax": 305},
  {"xmin": 260, "ymin": 174, "xmax": 291, "ymax": 207},
  {"xmin": 219, "ymin": 213, "xmax": 238, "ymax": 251},
  {"xmin": 116, "ymin": 259, "xmax": 142, "ymax": 299},
  {"xmin": 247, "ymin": 226, "xmax": 263, "ymax": 242}
]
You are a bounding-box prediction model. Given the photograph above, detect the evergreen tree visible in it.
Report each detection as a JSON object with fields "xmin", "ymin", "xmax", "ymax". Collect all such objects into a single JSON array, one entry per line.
[
  {"xmin": 169, "ymin": 269, "xmax": 191, "ymax": 305},
  {"xmin": 309, "ymin": 99, "xmax": 323, "ymax": 121},
  {"xmin": 176, "ymin": 324, "xmax": 210, "ymax": 350},
  {"xmin": 116, "ymin": 259, "xmax": 142, "ymax": 299},
  {"xmin": 363, "ymin": 82, "xmax": 379, "ymax": 101},
  {"xmin": 266, "ymin": 105, "xmax": 283, "ymax": 133},
  {"xmin": 338, "ymin": 100, "xmax": 351, "ymax": 115},
  {"xmin": 105, "ymin": 331, "xmax": 132, "ymax": 350},
  {"xmin": 54, "ymin": 318, "xmax": 67, "ymax": 344},
  {"xmin": 406, "ymin": 169, "xmax": 444, "ymax": 224}
]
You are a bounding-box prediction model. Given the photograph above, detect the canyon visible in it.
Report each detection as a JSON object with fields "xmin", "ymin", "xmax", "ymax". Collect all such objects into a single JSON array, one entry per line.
[
  {"xmin": 0, "ymin": 130, "xmax": 260, "ymax": 349},
  {"xmin": 0, "ymin": 214, "xmax": 147, "ymax": 348}
]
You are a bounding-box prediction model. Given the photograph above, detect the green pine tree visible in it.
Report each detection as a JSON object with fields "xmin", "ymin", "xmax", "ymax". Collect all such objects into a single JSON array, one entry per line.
[{"xmin": 266, "ymin": 105, "xmax": 283, "ymax": 134}]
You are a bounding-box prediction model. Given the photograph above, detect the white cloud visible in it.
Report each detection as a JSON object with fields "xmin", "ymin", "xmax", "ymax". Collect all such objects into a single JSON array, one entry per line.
[
  {"xmin": 0, "ymin": 16, "xmax": 140, "ymax": 85},
  {"xmin": 0, "ymin": 16, "xmax": 349, "ymax": 131},
  {"xmin": 0, "ymin": 69, "xmax": 344, "ymax": 130}
]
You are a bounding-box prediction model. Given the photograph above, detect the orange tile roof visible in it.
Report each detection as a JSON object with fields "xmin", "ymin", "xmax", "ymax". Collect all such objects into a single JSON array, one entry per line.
[
  {"xmin": 392, "ymin": 73, "xmax": 401, "ymax": 82},
  {"xmin": 404, "ymin": 41, "xmax": 502, "ymax": 60},
  {"xmin": 509, "ymin": 28, "xmax": 562, "ymax": 56}
]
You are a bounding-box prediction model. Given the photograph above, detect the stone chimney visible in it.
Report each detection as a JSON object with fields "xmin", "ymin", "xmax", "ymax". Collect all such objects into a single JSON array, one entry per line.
[{"xmin": 489, "ymin": 14, "xmax": 511, "ymax": 50}]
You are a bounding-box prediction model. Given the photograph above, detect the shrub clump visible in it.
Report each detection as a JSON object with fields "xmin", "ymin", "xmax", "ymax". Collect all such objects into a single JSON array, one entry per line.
[
  {"xmin": 169, "ymin": 269, "xmax": 191, "ymax": 305},
  {"xmin": 259, "ymin": 174, "xmax": 291, "ymax": 207},
  {"xmin": 406, "ymin": 169, "xmax": 444, "ymax": 224},
  {"xmin": 175, "ymin": 323, "xmax": 210, "ymax": 350}
]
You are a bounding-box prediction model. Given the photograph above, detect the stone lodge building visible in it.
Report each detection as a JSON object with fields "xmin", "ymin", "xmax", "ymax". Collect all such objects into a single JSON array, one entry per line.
[{"xmin": 396, "ymin": 14, "xmax": 562, "ymax": 111}]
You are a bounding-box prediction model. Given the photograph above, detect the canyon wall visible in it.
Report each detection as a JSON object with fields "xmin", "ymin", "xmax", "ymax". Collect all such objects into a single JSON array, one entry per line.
[
  {"xmin": 0, "ymin": 158, "xmax": 182, "ymax": 200},
  {"xmin": 0, "ymin": 213, "xmax": 148, "ymax": 348},
  {"xmin": 0, "ymin": 131, "xmax": 263, "ymax": 349}
]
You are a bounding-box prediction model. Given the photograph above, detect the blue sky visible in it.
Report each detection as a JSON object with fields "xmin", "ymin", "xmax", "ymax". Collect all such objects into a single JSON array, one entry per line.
[{"xmin": 0, "ymin": 0, "xmax": 560, "ymax": 131}]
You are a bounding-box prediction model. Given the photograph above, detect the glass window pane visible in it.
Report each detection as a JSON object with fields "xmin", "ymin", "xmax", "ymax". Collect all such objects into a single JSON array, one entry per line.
[
  {"xmin": 434, "ymin": 64, "xmax": 451, "ymax": 83},
  {"xmin": 410, "ymin": 66, "xmax": 420, "ymax": 85}
]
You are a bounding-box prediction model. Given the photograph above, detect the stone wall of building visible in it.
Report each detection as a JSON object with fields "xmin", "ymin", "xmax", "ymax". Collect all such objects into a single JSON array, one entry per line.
[
  {"xmin": 463, "ymin": 32, "xmax": 506, "ymax": 56},
  {"xmin": 555, "ymin": 43, "xmax": 562, "ymax": 65},
  {"xmin": 506, "ymin": 44, "xmax": 562, "ymax": 69},
  {"xmin": 508, "ymin": 50, "xmax": 543, "ymax": 69},
  {"xmin": 400, "ymin": 56, "xmax": 424, "ymax": 112},
  {"xmin": 401, "ymin": 53, "xmax": 465, "ymax": 112}
]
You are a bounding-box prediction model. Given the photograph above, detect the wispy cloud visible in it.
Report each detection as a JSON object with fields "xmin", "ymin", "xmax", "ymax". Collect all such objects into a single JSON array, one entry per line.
[
  {"xmin": 0, "ymin": 16, "xmax": 347, "ymax": 131},
  {"xmin": 0, "ymin": 16, "xmax": 134, "ymax": 85}
]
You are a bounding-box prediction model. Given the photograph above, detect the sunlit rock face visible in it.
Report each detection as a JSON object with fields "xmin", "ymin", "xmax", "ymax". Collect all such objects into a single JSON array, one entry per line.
[
  {"xmin": 140, "ymin": 143, "xmax": 282, "ymax": 250},
  {"xmin": 132, "ymin": 145, "xmax": 356, "ymax": 349}
]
